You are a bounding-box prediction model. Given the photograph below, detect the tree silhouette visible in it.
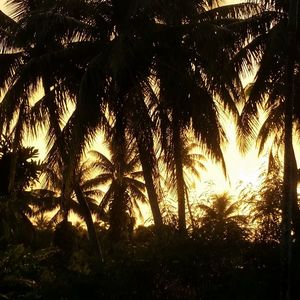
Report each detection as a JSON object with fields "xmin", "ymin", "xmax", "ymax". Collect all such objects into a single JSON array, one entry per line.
[
  {"xmin": 233, "ymin": 1, "xmax": 300, "ymax": 296},
  {"xmin": 59, "ymin": 0, "xmax": 259, "ymax": 235},
  {"xmin": 161, "ymin": 139, "xmax": 206, "ymax": 231},
  {"xmin": 42, "ymin": 157, "xmax": 104, "ymax": 262},
  {"xmin": 199, "ymin": 192, "xmax": 247, "ymax": 243},
  {"xmin": 0, "ymin": 137, "xmax": 41, "ymax": 244},
  {"xmin": 154, "ymin": 0, "xmax": 247, "ymax": 234},
  {"xmin": 250, "ymin": 152, "xmax": 282, "ymax": 244},
  {"xmin": 46, "ymin": 0, "xmax": 166, "ymax": 232},
  {"xmin": 90, "ymin": 138, "xmax": 147, "ymax": 241},
  {"xmin": 0, "ymin": 0, "xmax": 95, "ymax": 221}
]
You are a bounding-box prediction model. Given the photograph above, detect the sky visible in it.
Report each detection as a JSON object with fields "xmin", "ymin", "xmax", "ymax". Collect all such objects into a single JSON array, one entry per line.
[
  {"xmin": 0, "ymin": 0, "xmax": 290, "ymax": 200},
  {"xmin": 0, "ymin": 0, "xmax": 9, "ymax": 14}
]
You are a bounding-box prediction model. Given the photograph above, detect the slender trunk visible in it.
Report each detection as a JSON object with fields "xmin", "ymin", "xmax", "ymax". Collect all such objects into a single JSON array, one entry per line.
[
  {"xmin": 136, "ymin": 138, "xmax": 163, "ymax": 231},
  {"xmin": 131, "ymin": 91, "xmax": 164, "ymax": 232},
  {"xmin": 109, "ymin": 183, "xmax": 127, "ymax": 241},
  {"xmin": 109, "ymin": 112, "xmax": 128, "ymax": 241},
  {"xmin": 281, "ymin": 1, "xmax": 298, "ymax": 297},
  {"xmin": 42, "ymin": 79, "xmax": 103, "ymax": 263},
  {"xmin": 282, "ymin": 86, "xmax": 294, "ymax": 300},
  {"xmin": 290, "ymin": 148, "xmax": 300, "ymax": 238},
  {"xmin": 290, "ymin": 146, "xmax": 300, "ymax": 299},
  {"xmin": 8, "ymin": 105, "xmax": 24, "ymax": 197},
  {"xmin": 42, "ymin": 80, "xmax": 69, "ymax": 222},
  {"xmin": 185, "ymin": 188, "xmax": 196, "ymax": 232},
  {"xmin": 172, "ymin": 116, "xmax": 186, "ymax": 234},
  {"xmin": 74, "ymin": 183, "xmax": 104, "ymax": 263}
]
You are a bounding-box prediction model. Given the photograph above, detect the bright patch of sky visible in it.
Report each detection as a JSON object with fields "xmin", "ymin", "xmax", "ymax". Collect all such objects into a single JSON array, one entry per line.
[{"xmin": 0, "ymin": 0, "xmax": 10, "ymax": 15}]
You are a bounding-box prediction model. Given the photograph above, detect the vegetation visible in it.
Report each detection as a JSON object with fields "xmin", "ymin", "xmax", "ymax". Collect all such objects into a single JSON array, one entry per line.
[{"xmin": 0, "ymin": 0, "xmax": 299, "ymax": 299}]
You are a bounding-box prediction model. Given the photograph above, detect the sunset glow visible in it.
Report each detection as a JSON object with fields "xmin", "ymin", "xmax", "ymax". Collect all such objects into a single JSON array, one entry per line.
[
  {"xmin": 1, "ymin": 1, "xmax": 299, "ymax": 298},
  {"xmin": 0, "ymin": 0, "xmax": 271, "ymax": 196}
]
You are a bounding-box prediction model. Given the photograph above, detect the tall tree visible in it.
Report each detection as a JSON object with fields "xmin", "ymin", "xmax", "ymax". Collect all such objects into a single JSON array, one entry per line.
[
  {"xmin": 42, "ymin": 157, "xmax": 104, "ymax": 261},
  {"xmin": 55, "ymin": 0, "xmax": 165, "ymax": 232},
  {"xmin": 90, "ymin": 138, "xmax": 148, "ymax": 241},
  {"xmin": 60, "ymin": 0, "xmax": 260, "ymax": 236},
  {"xmin": 153, "ymin": 0, "xmax": 255, "ymax": 233},
  {"xmin": 0, "ymin": 0, "xmax": 91, "ymax": 211},
  {"xmin": 0, "ymin": 0, "xmax": 105, "ymax": 262},
  {"xmin": 233, "ymin": 0, "xmax": 300, "ymax": 297},
  {"xmin": 160, "ymin": 139, "xmax": 206, "ymax": 231}
]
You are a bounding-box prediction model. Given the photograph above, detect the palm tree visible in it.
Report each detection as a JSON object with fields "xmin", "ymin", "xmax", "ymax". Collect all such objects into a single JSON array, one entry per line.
[
  {"xmin": 0, "ymin": 0, "xmax": 92, "ymax": 213},
  {"xmin": 89, "ymin": 139, "xmax": 148, "ymax": 241},
  {"xmin": 232, "ymin": 0, "xmax": 300, "ymax": 296},
  {"xmin": 152, "ymin": 0, "xmax": 257, "ymax": 233},
  {"xmin": 42, "ymin": 157, "xmax": 104, "ymax": 261},
  {"xmin": 61, "ymin": 0, "xmax": 260, "ymax": 236},
  {"xmin": 160, "ymin": 139, "xmax": 206, "ymax": 231},
  {"xmin": 50, "ymin": 0, "xmax": 165, "ymax": 232},
  {"xmin": 0, "ymin": 0, "xmax": 107, "ymax": 263},
  {"xmin": 198, "ymin": 193, "xmax": 247, "ymax": 242}
]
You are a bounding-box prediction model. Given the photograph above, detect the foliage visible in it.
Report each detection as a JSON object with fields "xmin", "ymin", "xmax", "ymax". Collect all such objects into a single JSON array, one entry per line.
[
  {"xmin": 0, "ymin": 139, "xmax": 42, "ymax": 245},
  {"xmin": 0, "ymin": 0, "xmax": 298, "ymax": 298},
  {"xmin": 90, "ymin": 144, "xmax": 147, "ymax": 240},
  {"xmin": 197, "ymin": 193, "xmax": 248, "ymax": 243},
  {"xmin": 0, "ymin": 244, "xmax": 59, "ymax": 300},
  {"xmin": 249, "ymin": 153, "xmax": 283, "ymax": 243},
  {"xmin": 0, "ymin": 138, "xmax": 41, "ymax": 195}
]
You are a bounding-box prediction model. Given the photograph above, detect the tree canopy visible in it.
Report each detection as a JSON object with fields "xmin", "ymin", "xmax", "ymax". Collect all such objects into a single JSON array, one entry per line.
[{"xmin": 0, "ymin": 0, "xmax": 299, "ymax": 299}]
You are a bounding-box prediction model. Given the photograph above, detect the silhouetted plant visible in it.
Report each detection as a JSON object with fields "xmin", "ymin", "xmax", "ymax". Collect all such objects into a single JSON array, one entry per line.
[
  {"xmin": 198, "ymin": 193, "xmax": 248, "ymax": 243},
  {"xmin": 0, "ymin": 138, "xmax": 41, "ymax": 245},
  {"xmin": 90, "ymin": 141, "xmax": 147, "ymax": 241}
]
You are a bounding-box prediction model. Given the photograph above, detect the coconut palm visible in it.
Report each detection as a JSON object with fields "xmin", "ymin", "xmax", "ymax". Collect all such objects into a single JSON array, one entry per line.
[
  {"xmin": 0, "ymin": 0, "xmax": 107, "ymax": 262},
  {"xmin": 47, "ymin": 0, "xmax": 166, "ymax": 232},
  {"xmin": 0, "ymin": 0, "xmax": 264, "ymax": 240},
  {"xmin": 42, "ymin": 156, "xmax": 104, "ymax": 261},
  {"xmin": 232, "ymin": 0, "xmax": 300, "ymax": 295},
  {"xmin": 160, "ymin": 138, "xmax": 206, "ymax": 230},
  {"xmin": 89, "ymin": 138, "xmax": 148, "ymax": 241},
  {"xmin": 60, "ymin": 0, "xmax": 262, "ymax": 236},
  {"xmin": 0, "ymin": 0, "xmax": 92, "ymax": 212},
  {"xmin": 199, "ymin": 193, "xmax": 247, "ymax": 242},
  {"xmin": 153, "ymin": 0, "xmax": 256, "ymax": 233}
]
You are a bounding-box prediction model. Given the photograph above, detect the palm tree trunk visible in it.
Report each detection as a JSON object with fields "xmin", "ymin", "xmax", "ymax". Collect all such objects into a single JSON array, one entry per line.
[
  {"xmin": 109, "ymin": 111, "xmax": 128, "ymax": 241},
  {"xmin": 110, "ymin": 183, "xmax": 128, "ymax": 241},
  {"xmin": 185, "ymin": 188, "xmax": 196, "ymax": 232},
  {"xmin": 42, "ymin": 79, "xmax": 69, "ymax": 222},
  {"xmin": 290, "ymin": 146, "xmax": 300, "ymax": 298},
  {"xmin": 136, "ymin": 138, "xmax": 163, "ymax": 231},
  {"xmin": 290, "ymin": 148, "xmax": 300, "ymax": 238},
  {"xmin": 8, "ymin": 106, "xmax": 24, "ymax": 198},
  {"xmin": 282, "ymin": 83, "xmax": 294, "ymax": 300},
  {"xmin": 74, "ymin": 183, "xmax": 104, "ymax": 263},
  {"xmin": 172, "ymin": 116, "xmax": 186, "ymax": 234},
  {"xmin": 131, "ymin": 90, "xmax": 164, "ymax": 232},
  {"xmin": 281, "ymin": 1, "xmax": 298, "ymax": 297},
  {"xmin": 42, "ymin": 79, "xmax": 104, "ymax": 264}
]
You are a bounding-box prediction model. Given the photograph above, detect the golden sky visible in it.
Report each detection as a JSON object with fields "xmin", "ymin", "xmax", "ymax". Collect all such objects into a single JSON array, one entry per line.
[{"xmin": 0, "ymin": 0, "xmax": 9, "ymax": 14}]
